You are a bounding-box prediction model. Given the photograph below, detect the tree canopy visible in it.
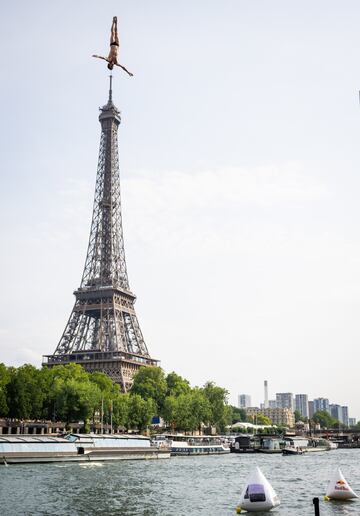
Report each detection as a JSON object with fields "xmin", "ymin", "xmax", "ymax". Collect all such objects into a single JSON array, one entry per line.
[
  {"xmin": 312, "ymin": 410, "xmax": 340, "ymax": 429},
  {"xmin": 0, "ymin": 363, "xmax": 232, "ymax": 434}
]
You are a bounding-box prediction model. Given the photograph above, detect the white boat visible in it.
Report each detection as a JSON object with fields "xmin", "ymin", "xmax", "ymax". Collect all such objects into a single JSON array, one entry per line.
[
  {"xmin": 237, "ymin": 466, "xmax": 280, "ymax": 512},
  {"xmin": 0, "ymin": 434, "xmax": 170, "ymax": 464},
  {"xmin": 158, "ymin": 434, "xmax": 230, "ymax": 456},
  {"xmin": 282, "ymin": 437, "xmax": 334, "ymax": 454},
  {"xmin": 282, "ymin": 447, "xmax": 304, "ymax": 455}
]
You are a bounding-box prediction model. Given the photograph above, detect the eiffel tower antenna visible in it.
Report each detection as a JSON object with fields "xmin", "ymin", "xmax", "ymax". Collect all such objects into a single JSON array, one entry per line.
[
  {"xmin": 109, "ymin": 74, "xmax": 113, "ymax": 102},
  {"xmin": 43, "ymin": 79, "xmax": 158, "ymax": 391}
]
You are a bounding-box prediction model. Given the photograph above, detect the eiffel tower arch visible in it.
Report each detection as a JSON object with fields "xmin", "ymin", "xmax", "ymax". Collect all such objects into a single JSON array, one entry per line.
[{"xmin": 43, "ymin": 78, "xmax": 158, "ymax": 391}]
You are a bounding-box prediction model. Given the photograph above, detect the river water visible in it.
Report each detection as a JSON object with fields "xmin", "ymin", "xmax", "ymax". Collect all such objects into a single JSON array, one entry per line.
[{"xmin": 1, "ymin": 448, "xmax": 360, "ymax": 515}]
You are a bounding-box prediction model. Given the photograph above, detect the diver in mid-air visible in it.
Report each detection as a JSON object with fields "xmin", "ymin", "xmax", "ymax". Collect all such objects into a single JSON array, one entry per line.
[{"xmin": 92, "ymin": 16, "xmax": 133, "ymax": 76}]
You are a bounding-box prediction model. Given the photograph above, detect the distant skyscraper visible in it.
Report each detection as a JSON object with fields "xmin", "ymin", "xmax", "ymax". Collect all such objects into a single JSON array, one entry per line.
[
  {"xmin": 341, "ymin": 406, "xmax": 349, "ymax": 427},
  {"xmin": 269, "ymin": 400, "xmax": 277, "ymax": 408},
  {"xmin": 264, "ymin": 380, "xmax": 269, "ymax": 409},
  {"xmin": 313, "ymin": 398, "xmax": 330, "ymax": 414},
  {"xmin": 295, "ymin": 394, "xmax": 309, "ymax": 418},
  {"xmin": 330, "ymin": 404, "xmax": 342, "ymax": 423},
  {"xmin": 349, "ymin": 418, "xmax": 356, "ymax": 427},
  {"xmin": 238, "ymin": 394, "xmax": 251, "ymax": 409},
  {"xmin": 276, "ymin": 393, "xmax": 294, "ymax": 411},
  {"xmin": 308, "ymin": 400, "xmax": 315, "ymax": 418}
]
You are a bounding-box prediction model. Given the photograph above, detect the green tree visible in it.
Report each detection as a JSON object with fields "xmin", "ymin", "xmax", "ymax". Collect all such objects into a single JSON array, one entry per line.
[
  {"xmin": 7, "ymin": 364, "xmax": 46, "ymax": 419},
  {"xmin": 174, "ymin": 392, "xmax": 197, "ymax": 432},
  {"xmin": 165, "ymin": 372, "xmax": 190, "ymax": 397},
  {"xmin": 312, "ymin": 410, "xmax": 339, "ymax": 429},
  {"xmin": 162, "ymin": 395, "xmax": 178, "ymax": 430},
  {"xmin": 172, "ymin": 390, "xmax": 211, "ymax": 432},
  {"xmin": 231, "ymin": 406, "xmax": 247, "ymax": 424},
  {"xmin": 40, "ymin": 364, "xmax": 92, "ymax": 422},
  {"xmin": 127, "ymin": 394, "xmax": 156, "ymax": 431},
  {"xmin": 0, "ymin": 363, "xmax": 11, "ymax": 416},
  {"xmin": 294, "ymin": 410, "xmax": 302, "ymax": 422},
  {"xmin": 131, "ymin": 366, "xmax": 167, "ymax": 412},
  {"xmin": 53, "ymin": 378, "xmax": 101, "ymax": 429},
  {"xmin": 112, "ymin": 393, "xmax": 130, "ymax": 430},
  {"xmin": 202, "ymin": 381, "xmax": 231, "ymax": 432},
  {"xmin": 89, "ymin": 371, "xmax": 121, "ymax": 424},
  {"xmin": 256, "ymin": 414, "xmax": 272, "ymax": 426}
]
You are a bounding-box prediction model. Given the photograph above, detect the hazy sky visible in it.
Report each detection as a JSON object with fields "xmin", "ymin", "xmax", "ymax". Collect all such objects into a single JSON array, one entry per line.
[{"xmin": 1, "ymin": 1, "xmax": 360, "ymax": 417}]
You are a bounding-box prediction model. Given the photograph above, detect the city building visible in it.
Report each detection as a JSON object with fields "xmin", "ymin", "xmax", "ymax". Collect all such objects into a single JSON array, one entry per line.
[
  {"xmin": 313, "ymin": 398, "xmax": 330, "ymax": 414},
  {"xmin": 269, "ymin": 400, "xmax": 277, "ymax": 408},
  {"xmin": 276, "ymin": 393, "xmax": 294, "ymax": 411},
  {"xmin": 330, "ymin": 404, "xmax": 343, "ymax": 423},
  {"xmin": 341, "ymin": 406, "xmax": 349, "ymax": 427},
  {"xmin": 308, "ymin": 401, "xmax": 315, "ymax": 419},
  {"xmin": 245, "ymin": 407, "xmax": 295, "ymax": 428},
  {"xmin": 349, "ymin": 418, "xmax": 356, "ymax": 427},
  {"xmin": 238, "ymin": 395, "xmax": 251, "ymax": 409},
  {"xmin": 295, "ymin": 394, "xmax": 309, "ymax": 419}
]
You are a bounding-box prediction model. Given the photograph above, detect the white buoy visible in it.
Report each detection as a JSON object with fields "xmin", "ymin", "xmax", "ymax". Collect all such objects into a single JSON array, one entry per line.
[
  {"xmin": 237, "ymin": 466, "xmax": 280, "ymax": 512},
  {"xmin": 325, "ymin": 468, "xmax": 358, "ymax": 501}
]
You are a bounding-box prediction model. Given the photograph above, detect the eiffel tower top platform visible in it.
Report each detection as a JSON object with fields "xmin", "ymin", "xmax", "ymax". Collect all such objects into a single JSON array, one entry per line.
[{"xmin": 43, "ymin": 77, "xmax": 158, "ymax": 391}]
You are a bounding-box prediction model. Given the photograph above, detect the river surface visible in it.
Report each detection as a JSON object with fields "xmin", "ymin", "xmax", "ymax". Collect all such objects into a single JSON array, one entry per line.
[{"xmin": 1, "ymin": 448, "xmax": 360, "ymax": 515}]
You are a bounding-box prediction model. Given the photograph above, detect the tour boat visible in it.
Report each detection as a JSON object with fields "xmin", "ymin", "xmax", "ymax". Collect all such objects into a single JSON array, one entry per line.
[
  {"xmin": 0, "ymin": 433, "xmax": 170, "ymax": 464},
  {"xmin": 158, "ymin": 434, "xmax": 230, "ymax": 456}
]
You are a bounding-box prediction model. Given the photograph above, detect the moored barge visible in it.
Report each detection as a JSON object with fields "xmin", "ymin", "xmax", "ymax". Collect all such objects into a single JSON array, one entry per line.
[{"xmin": 0, "ymin": 434, "xmax": 170, "ymax": 464}]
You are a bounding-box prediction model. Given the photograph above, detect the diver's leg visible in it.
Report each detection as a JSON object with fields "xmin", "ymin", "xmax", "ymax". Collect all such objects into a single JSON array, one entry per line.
[{"xmin": 110, "ymin": 16, "xmax": 118, "ymax": 45}]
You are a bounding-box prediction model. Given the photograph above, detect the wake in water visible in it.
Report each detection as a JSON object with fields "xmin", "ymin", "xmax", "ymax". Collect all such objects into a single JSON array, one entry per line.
[{"xmin": 79, "ymin": 462, "xmax": 105, "ymax": 469}]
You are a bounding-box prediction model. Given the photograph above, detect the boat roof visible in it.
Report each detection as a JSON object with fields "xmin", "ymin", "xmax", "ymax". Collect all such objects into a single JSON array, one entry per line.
[
  {"xmin": 0, "ymin": 436, "xmax": 69, "ymax": 443},
  {"xmin": 68, "ymin": 433, "xmax": 149, "ymax": 440},
  {"xmin": 155, "ymin": 434, "xmax": 220, "ymax": 440}
]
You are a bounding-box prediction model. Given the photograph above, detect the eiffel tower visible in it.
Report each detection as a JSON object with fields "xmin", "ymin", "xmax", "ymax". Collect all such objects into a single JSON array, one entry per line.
[{"xmin": 43, "ymin": 77, "xmax": 158, "ymax": 391}]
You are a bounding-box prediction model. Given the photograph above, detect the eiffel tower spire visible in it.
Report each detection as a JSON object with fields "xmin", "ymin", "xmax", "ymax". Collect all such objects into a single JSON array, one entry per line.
[{"xmin": 43, "ymin": 77, "xmax": 158, "ymax": 391}]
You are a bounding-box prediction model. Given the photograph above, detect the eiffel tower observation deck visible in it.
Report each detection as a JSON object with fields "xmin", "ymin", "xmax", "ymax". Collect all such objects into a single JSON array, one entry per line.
[{"xmin": 43, "ymin": 77, "xmax": 158, "ymax": 391}]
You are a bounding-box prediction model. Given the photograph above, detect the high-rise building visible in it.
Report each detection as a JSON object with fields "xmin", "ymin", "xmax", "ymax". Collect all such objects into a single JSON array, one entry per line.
[
  {"xmin": 295, "ymin": 394, "xmax": 309, "ymax": 419},
  {"xmin": 330, "ymin": 404, "xmax": 342, "ymax": 423},
  {"xmin": 238, "ymin": 394, "xmax": 251, "ymax": 409},
  {"xmin": 349, "ymin": 418, "xmax": 356, "ymax": 427},
  {"xmin": 269, "ymin": 400, "xmax": 277, "ymax": 408},
  {"xmin": 313, "ymin": 398, "xmax": 330, "ymax": 414},
  {"xmin": 308, "ymin": 400, "xmax": 315, "ymax": 418},
  {"xmin": 276, "ymin": 393, "xmax": 294, "ymax": 411},
  {"xmin": 341, "ymin": 406, "xmax": 349, "ymax": 427}
]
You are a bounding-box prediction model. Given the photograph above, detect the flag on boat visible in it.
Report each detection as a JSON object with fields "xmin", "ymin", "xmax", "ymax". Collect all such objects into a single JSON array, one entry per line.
[
  {"xmin": 237, "ymin": 466, "xmax": 280, "ymax": 512},
  {"xmin": 325, "ymin": 468, "xmax": 358, "ymax": 500}
]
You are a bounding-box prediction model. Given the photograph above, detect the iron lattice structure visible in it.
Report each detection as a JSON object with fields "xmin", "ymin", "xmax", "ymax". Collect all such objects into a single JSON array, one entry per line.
[{"xmin": 43, "ymin": 80, "xmax": 158, "ymax": 391}]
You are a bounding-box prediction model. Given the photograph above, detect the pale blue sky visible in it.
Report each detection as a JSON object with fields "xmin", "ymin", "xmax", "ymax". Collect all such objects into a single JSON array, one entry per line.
[{"xmin": 1, "ymin": 1, "xmax": 360, "ymax": 416}]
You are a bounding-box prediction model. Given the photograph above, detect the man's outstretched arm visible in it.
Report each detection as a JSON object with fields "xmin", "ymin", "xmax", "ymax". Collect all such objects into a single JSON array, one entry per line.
[
  {"xmin": 92, "ymin": 54, "xmax": 109, "ymax": 62},
  {"xmin": 114, "ymin": 62, "xmax": 133, "ymax": 76}
]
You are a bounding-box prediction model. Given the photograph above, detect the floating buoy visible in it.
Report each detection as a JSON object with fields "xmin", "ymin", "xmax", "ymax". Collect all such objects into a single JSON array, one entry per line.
[
  {"xmin": 238, "ymin": 466, "xmax": 280, "ymax": 512},
  {"xmin": 325, "ymin": 468, "xmax": 358, "ymax": 501}
]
